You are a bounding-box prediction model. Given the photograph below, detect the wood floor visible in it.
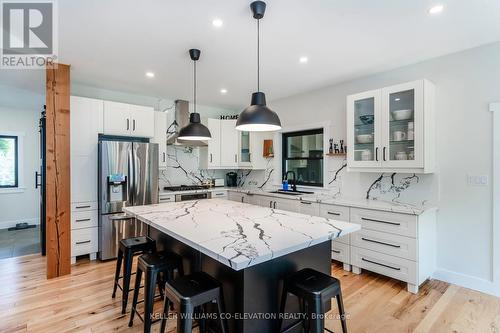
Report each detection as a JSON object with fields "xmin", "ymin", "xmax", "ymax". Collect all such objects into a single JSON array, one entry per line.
[{"xmin": 1, "ymin": 254, "xmax": 498, "ymax": 333}]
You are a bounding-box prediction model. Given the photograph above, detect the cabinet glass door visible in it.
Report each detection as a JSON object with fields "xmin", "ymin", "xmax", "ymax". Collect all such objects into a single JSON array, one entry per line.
[
  {"xmin": 382, "ymin": 80, "xmax": 423, "ymax": 167},
  {"xmin": 348, "ymin": 89, "xmax": 381, "ymax": 167},
  {"xmin": 239, "ymin": 131, "xmax": 251, "ymax": 165}
]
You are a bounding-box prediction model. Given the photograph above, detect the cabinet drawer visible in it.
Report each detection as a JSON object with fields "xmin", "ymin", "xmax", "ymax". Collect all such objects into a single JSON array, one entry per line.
[
  {"xmin": 212, "ymin": 190, "xmax": 228, "ymax": 198},
  {"xmin": 71, "ymin": 227, "xmax": 98, "ymax": 257},
  {"xmin": 71, "ymin": 201, "xmax": 98, "ymax": 212},
  {"xmin": 319, "ymin": 204, "xmax": 350, "ymax": 222},
  {"xmin": 331, "ymin": 241, "xmax": 350, "ymax": 264},
  {"xmin": 71, "ymin": 210, "xmax": 98, "ymax": 230},
  {"xmin": 351, "ymin": 246, "xmax": 417, "ymax": 284},
  {"xmin": 159, "ymin": 194, "xmax": 175, "ymax": 203},
  {"xmin": 350, "ymin": 208, "xmax": 417, "ymax": 238},
  {"xmin": 298, "ymin": 201, "xmax": 320, "ymax": 216},
  {"xmin": 351, "ymin": 228, "xmax": 416, "ymax": 261},
  {"xmin": 332, "ymin": 234, "xmax": 350, "ymax": 245}
]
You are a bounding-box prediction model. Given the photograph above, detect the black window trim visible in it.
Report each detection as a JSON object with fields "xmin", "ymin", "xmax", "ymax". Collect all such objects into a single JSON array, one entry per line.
[
  {"xmin": 282, "ymin": 128, "xmax": 324, "ymax": 187},
  {"xmin": 0, "ymin": 135, "xmax": 19, "ymax": 188}
]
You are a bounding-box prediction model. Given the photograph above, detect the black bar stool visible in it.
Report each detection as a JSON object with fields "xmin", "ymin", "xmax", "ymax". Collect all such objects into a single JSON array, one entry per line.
[
  {"xmin": 128, "ymin": 251, "xmax": 184, "ymax": 333},
  {"xmin": 160, "ymin": 271, "xmax": 227, "ymax": 333},
  {"xmin": 278, "ymin": 268, "xmax": 347, "ymax": 333},
  {"xmin": 112, "ymin": 236, "xmax": 156, "ymax": 314}
]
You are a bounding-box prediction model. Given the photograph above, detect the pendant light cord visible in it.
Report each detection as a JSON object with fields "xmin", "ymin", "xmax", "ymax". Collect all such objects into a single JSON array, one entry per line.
[
  {"xmin": 257, "ymin": 18, "xmax": 260, "ymax": 92},
  {"xmin": 193, "ymin": 59, "xmax": 197, "ymax": 114}
]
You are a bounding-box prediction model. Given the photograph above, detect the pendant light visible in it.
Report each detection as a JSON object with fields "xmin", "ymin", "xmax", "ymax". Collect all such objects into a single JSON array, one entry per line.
[
  {"xmin": 178, "ymin": 49, "xmax": 212, "ymax": 140},
  {"xmin": 236, "ymin": 1, "xmax": 281, "ymax": 132}
]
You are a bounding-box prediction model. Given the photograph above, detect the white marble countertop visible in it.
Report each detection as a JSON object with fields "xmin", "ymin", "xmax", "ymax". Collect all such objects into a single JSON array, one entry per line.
[
  {"xmin": 124, "ymin": 199, "xmax": 360, "ymax": 271},
  {"xmin": 225, "ymin": 188, "xmax": 436, "ymax": 215}
]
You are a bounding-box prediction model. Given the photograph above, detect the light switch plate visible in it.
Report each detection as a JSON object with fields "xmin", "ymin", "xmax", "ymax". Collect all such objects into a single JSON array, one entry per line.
[{"xmin": 467, "ymin": 174, "xmax": 488, "ymax": 186}]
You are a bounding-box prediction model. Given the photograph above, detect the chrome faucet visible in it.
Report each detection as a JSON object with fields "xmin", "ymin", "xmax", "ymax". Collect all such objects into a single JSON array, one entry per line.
[{"xmin": 284, "ymin": 171, "xmax": 297, "ymax": 192}]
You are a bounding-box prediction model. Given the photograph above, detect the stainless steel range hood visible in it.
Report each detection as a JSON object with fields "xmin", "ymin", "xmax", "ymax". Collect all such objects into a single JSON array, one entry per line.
[{"xmin": 166, "ymin": 100, "xmax": 208, "ymax": 146}]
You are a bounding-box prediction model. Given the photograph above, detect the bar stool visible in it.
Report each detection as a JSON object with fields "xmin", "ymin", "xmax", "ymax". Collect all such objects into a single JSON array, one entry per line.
[
  {"xmin": 128, "ymin": 251, "xmax": 184, "ymax": 333},
  {"xmin": 112, "ymin": 236, "xmax": 156, "ymax": 314},
  {"xmin": 160, "ymin": 271, "xmax": 227, "ymax": 333},
  {"xmin": 278, "ymin": 268, "xmax": 347, "ymax": 333}
]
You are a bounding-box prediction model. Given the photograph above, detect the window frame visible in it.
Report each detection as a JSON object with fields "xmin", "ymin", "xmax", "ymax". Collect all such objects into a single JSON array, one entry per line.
[
  {"xmin": 282, "ymin": 128, "xmax": 324, "ymax": 188},
  {"xmin": 0, "ymin": 134, "xmax": 19, "ymax": 188}
]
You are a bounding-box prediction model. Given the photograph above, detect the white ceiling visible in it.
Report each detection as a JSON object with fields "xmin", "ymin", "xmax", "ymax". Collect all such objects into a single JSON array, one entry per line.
[{"xmin": 2, "ymin": 0, "xmax": 500, "ymax": 109}]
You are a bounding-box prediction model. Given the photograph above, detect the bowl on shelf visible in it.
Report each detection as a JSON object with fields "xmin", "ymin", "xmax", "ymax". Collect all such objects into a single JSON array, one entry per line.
[
  {"xmin": 356, "ymin": 133, "xmax": 374, "ymax": 144},
  {"xmin": 391, "ymin": 109, "xmax": 413, "ymax": 121},
  {"xmin": 359, "ymin": 115, "xmax": 374, "ymax": 125}
]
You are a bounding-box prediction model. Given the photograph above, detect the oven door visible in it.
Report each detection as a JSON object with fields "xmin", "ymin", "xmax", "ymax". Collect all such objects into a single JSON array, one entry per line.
[{"xmin": 175, "ymin": 192, "xmax": 212, "ymax": 202}]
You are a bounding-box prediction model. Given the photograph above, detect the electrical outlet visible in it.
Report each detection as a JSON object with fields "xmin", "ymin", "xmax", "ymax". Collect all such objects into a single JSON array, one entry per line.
[{"xmin": 467, "ymin": 174, "xmax": 488, "ymax": 186}]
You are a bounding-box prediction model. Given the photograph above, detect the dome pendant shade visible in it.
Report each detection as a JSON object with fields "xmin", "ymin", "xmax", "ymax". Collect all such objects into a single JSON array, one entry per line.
[
  {"xmin": 177, "ymin": 48, "xmax": 212, "ymax": 141},
  {"xmin": 178, "ymin": 113, "xmax": 212, "ymax": 141},
  {"xmin": 235, "ymin": 92, "xmax": 281, "ymax": 131},
  {"xmin": 237, "ymin": 1, "xmax": 282, "ymax": 132}
]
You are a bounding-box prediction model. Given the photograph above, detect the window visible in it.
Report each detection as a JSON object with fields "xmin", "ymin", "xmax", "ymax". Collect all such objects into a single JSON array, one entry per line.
[
  {"xmin": 282, "ymin": 128, "xmax": 324, "ymax": 187},
  {"xmin": 0, "ymin": 135, "xmax": 18, "ymax": 188}
]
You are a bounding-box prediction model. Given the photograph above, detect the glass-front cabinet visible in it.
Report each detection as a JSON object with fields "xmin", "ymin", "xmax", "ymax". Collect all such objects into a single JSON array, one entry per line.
[
  {"xmin": 347, "ymin": 79, "xmax": 435, "ymax": 173},
  {"xmin": 238, "ymin": 130, "xmax": 252, "ymax": 167}
]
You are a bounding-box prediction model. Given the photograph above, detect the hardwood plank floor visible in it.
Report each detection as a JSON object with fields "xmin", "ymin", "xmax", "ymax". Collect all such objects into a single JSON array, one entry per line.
[{"xmin": 0, "ymin": 254, "xmax": 498, "ymax": 333}]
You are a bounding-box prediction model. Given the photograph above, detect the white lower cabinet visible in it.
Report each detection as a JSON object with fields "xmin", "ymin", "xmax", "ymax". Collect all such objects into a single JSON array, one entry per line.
[
  {"xmin": 227, "ymin": 190, "xmax": 436, "ymax": 294},
  {"xmin": 71, "ymin": 227, "xmax": 98, "ymax": 262},
  {"xmin": 297, "ymin": 201, "xmax": 320, "ymax": 216},
  {"xmin": 349, "ymin": 207, "xmax": 436, "ymax": 294}
]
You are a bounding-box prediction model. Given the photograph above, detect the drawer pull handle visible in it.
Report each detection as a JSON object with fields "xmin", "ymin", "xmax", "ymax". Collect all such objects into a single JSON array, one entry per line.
[
  {"xmin": 361, "ymin": 237, "xmax": 401, "ymax": 248},
  {"xmin": 246, "ymin": 193, "xmax": 254, "ymax": 196},
  {"xmin": 215, "ymin": 193, "xmax": 225, "ymax": 196},
  {"xmin": 160, "ymin": 198, "xmax": 172, "ymax": 201},
  {"xmin": 76, "ymin": 205, "xmax": 91, "ymax": 209},
  {"xmin": 76, "ymin": 240, "xmax": 91, "ymax": 245},
  {"xmin": 361, "ymin": 258, "xmax": 401, "ymax": 271},
  {"xmin": 332, "ymin": 249, "xmax": 341, "ymax": 254},
  {"xmin": 361, "ymin": 217, "xmax": 401, "ymax": 226},
  {"xmin": 75, "ymin": 218, "xmax": 91, "ymax": 222},
  {"xmin": 327, "ymin": 211, "xmax": 341, "ymax": 216},
  {"xmin": 300, "ymin": 201, "xmax": 312, "ymax": 205}
]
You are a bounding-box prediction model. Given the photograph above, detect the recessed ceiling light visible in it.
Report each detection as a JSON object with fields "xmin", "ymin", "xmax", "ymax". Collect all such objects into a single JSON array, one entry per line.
[
  {"xmin": 220, "ymin": 89, "xmax": 228, "ymax": 94},
  {"xmin": 212, "ymin": 18, "xmax": 223, "ymax": 27},
  {"xmin": 145, "ymin": 72, "xmax": 155, "ymax": 78},
  {"xmin": 299, "ymin": 56, "xmax": 308, "ymax": 64},
  {"xmin": 394, "ymin": 98, "xmax": 401, "ymax": 101},
  {"xmin": 428, "ymin": 4, "xmax": 444, "ymax": 15}
]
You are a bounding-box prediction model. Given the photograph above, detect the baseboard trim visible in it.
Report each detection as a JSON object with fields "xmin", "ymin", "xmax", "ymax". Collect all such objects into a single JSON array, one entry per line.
[
  {"xmin": 433, "ymin": 268, "xmax": 499, "ymax": 297},
  {"xmin": 0, "ymin": 218, "xmax": 40, "ymax": 230}
]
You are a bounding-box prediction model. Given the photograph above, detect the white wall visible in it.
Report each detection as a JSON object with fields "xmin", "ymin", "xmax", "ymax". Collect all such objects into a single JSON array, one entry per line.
[
  {"xmin": 0, "ymin": 102, "xmax": 41, "ymax": 229},
  {"xmin": 268, "ymin": 42, "xmax": 500, "ymax": 294}
]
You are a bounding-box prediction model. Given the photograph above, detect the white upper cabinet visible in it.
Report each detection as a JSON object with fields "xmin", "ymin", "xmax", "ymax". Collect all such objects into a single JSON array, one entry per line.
[
  {"xmin": 129, "ymin": 104, "xmax": 155, "ymax": 137},
  {"xmin": 70, "ymin": 96, "xmax": 103, "ymax": 204},
  {"xmin": 152, "ymin": 111, "xmax": 167, "ymax": 168},
  {"xmin": 220, "ymin": 119, "xmax": 239, "ymax": 167},
  {"xmin": 70, "ymin": 96, "xmax": 103, "ymax": 156},
  {"xmin": 207, "ymin": 118, "xmax": 221, "ymax": 168},
  {"xmin": 347, "ymin": 79, "xmax": 435, "ymax": 173},
  {"xmin": 103, "ymin": 101, "xmax": 154, "ymax": 138}
]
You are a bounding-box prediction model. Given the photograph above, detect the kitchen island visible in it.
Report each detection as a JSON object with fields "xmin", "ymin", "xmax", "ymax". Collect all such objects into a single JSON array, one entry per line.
[{"xmin": 124, "ymin": 198, "xmax": 360, "ymax": 332}]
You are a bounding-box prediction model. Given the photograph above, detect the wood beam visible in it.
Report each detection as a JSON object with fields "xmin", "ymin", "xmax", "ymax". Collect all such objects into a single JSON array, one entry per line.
[{"xmin": 45, "ymin": 63, "xmax": 71, "ymax": 279}]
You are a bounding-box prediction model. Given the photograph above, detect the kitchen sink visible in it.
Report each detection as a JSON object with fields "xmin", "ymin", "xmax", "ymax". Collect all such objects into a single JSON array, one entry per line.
[{"xmin": 269, "ymin": 190, "xmax": 315, "ymax": 196}]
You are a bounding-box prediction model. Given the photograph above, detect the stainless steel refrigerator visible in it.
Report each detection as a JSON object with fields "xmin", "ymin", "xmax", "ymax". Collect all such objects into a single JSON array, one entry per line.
[{"xmin": 98, "ymin": 140, "xmax": 159, "ymax": 260}]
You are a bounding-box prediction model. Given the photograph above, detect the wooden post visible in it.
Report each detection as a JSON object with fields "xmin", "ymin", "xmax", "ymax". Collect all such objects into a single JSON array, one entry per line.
[{"xmin": 45, "ymin": 63, "xmax": 71, "ymax": 278}]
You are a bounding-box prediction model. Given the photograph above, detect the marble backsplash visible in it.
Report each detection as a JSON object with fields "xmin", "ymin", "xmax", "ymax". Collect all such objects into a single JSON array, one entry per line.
[{"xmin": 159, "ymin": 146, "xmax": 437, "ymax": 207}]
